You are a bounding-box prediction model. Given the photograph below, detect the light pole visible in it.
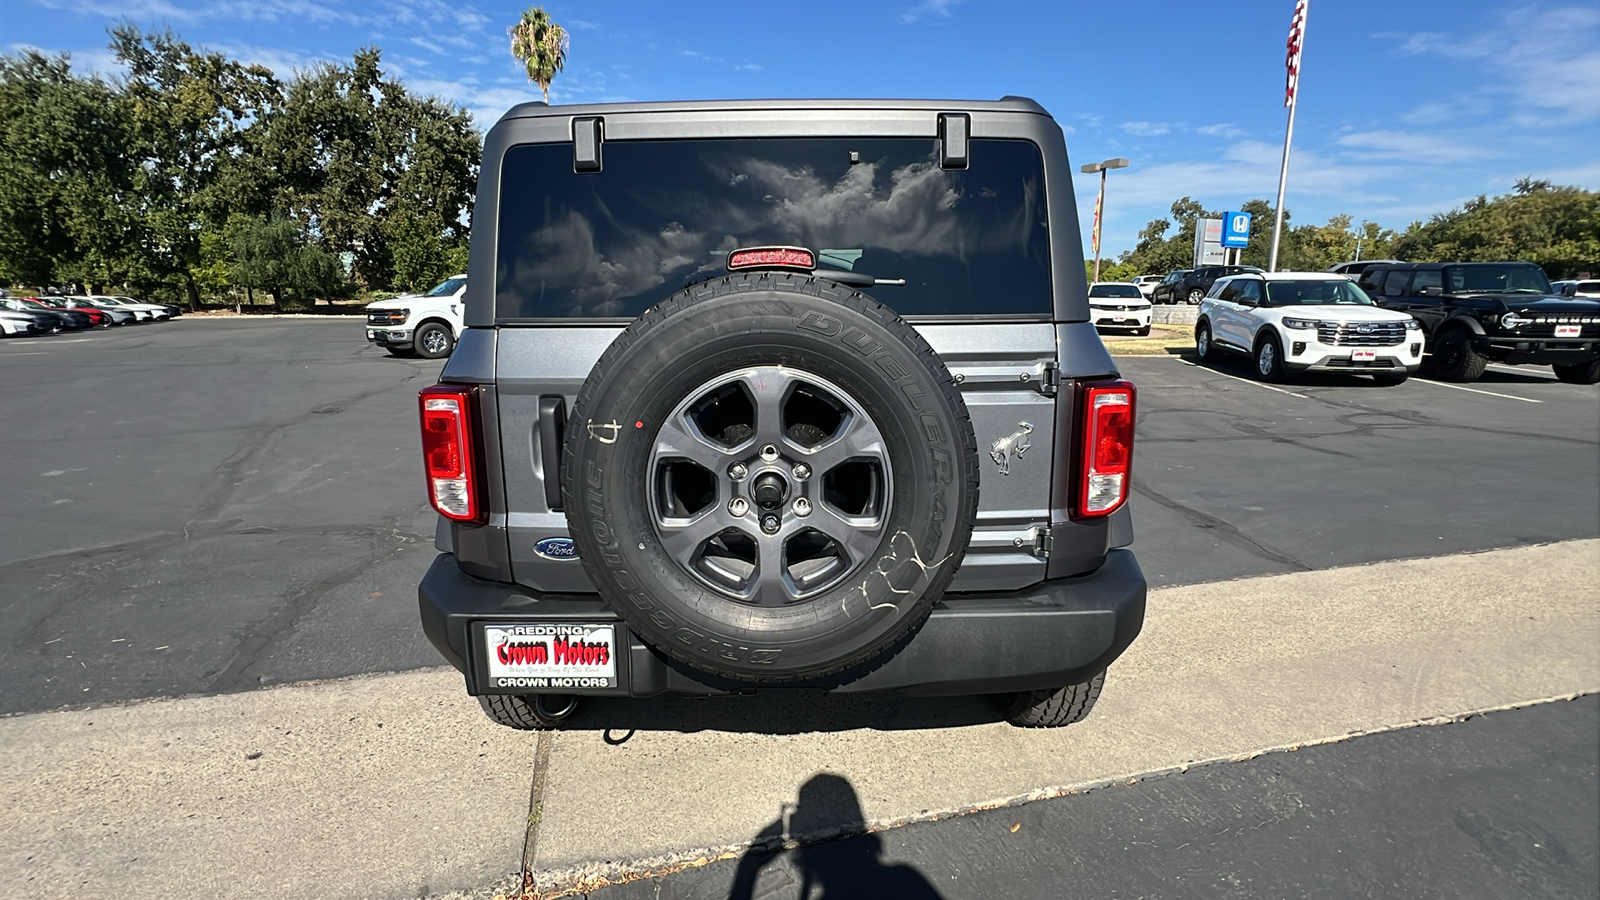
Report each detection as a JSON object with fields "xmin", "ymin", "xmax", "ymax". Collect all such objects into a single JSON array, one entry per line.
[{"xmin": 1081, "ymin": 157, "xmax": 1129, "ymax": 282}]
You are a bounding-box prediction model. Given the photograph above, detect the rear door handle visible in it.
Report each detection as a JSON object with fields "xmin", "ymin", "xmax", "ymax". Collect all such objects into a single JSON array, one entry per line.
[{"xmin": 538, "ymin": 396, "xmax": 566, "ymax": 511}]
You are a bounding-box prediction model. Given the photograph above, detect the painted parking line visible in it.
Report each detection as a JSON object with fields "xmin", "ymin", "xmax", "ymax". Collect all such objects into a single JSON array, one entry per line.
[
  {"xmin": 1176, "ymin": 358, "xmax": 1311, "ymax": 399},
  {"xmin": 1413, "ymin": 378, "xmax": 1541, "ymax": 403}
]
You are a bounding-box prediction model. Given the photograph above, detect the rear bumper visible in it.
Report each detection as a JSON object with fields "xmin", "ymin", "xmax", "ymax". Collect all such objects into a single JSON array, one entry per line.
[
  {"xmin": 419, "ymin": 549, "xmax": 1147, "ymax": 698},
  {"xmin": 1091, "ymin": 308, "xmax": 1152, "ymax": 329}
]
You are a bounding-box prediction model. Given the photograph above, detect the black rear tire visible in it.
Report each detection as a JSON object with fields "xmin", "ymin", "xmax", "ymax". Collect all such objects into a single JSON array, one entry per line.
[
  {"xmin": 478, "ymin": 694, "xmax": 578, "ymax": 730},
  {"xmin": 1186, "ymin": 288, "xmax": 1204, "ymax": 305},
  {"xmin": 1553, "ymin": 360, "xmax": 1600, "ymax": 384},
  {"xmin": 1429, "ymin": 330, "xmax": 1487, "ymax": 382},
  {"xmin": 563, "ymin": 273, "xmax": 980, "ymax": 683},
  {"xmin": 1004, "ymin": 671, "xmax": 1105, "ymax": 727}
]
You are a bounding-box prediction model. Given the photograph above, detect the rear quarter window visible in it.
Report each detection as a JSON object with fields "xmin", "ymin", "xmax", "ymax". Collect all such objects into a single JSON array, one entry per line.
[{"xmin": 493, "ymin": 137, "xmax": 1052, "ymax": 320}]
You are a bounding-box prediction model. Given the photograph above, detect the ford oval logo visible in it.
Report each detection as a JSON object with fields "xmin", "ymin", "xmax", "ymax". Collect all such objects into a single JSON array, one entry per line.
[
  {"xmin": 1357, "ymin": 324, "xmax": 1373, "ymax": 333},
  {"xmin": 534, "ymin": 537, "xmax": 579, "ymax": 560}
]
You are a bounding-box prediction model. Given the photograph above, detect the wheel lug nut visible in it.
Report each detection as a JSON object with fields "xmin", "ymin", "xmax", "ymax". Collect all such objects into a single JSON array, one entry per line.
[
  {"xmin": 792, "ymin": 463, "xmax": 810, "ymax": 480},
  {"xmin": 761, "ymin": 514, "xmax": 781, "ymax": 534},
  {"xmin": 759, "ymin": 444, "xmax": 780, "ymax": 462},
  {"xmin": 729, "ymin": 497, "xmax": 749, "ymax": 517},
  {"xmin": 729, "ymin": 463, "xmax": 748, "ymax": 480},
  {"xmin": 793, "ymin": 498, "xmax": 811, "ymax": 517}
]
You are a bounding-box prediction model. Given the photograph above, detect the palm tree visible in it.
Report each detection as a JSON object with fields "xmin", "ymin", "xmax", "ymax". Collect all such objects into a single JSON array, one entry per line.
[{"xmin": 508, "ymin": 7, "xmax": 569, "ymax": 104}]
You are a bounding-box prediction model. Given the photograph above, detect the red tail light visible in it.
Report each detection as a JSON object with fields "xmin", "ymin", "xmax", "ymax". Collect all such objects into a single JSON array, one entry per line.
[
  {"xmin": 1074, "ymin": 379, "xmax": 1136, "ymax": 519},
  {"xmin": 419, "ymin": 383, "xmax": 484, "ymax": 523},
  {"xmin": 727, "ymin": 246, "xmax": 816, "ymax": 272}
]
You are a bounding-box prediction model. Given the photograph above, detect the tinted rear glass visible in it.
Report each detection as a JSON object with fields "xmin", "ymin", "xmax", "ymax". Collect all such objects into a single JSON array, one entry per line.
[
  {"xmin": 495, "ymin": 138, "xmax": 1052, "ymax": 319},
  {"xmin": 1443, "ymin": 264, "xmax": 1551, "ymax": 293},
  {"xmin": 1263, "ymin": 279, "xmax": 1374, "ymax": 306}
]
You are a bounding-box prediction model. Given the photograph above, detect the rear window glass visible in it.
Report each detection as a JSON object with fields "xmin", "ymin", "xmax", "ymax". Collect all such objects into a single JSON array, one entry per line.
[
  {"xmin": 1088, "ymin": 284, "xmax": 1143, "ymax": 298},
  {"xmin": 494, "ymin": 138, "xmax": 1052, "ymax": 319},
  {"xmin": 1443, "ymin": 264, "xmax": 1551, "ymax": 294},
  {"xmin": 1264, "ymin": 279, "xmax": 1375, "ymax": 306}
]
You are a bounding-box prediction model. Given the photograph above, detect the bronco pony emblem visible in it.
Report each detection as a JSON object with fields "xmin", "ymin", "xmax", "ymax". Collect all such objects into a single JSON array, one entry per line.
[{"xmin": 989, "ymin": 422, "xmax": 1033, "ymax": 476}]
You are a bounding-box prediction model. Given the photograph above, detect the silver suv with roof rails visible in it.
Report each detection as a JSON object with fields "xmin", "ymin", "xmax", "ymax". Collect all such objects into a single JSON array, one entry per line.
[{"xmin": 415, "ymin": 97, "xmax": 1147, "ymax": 729}]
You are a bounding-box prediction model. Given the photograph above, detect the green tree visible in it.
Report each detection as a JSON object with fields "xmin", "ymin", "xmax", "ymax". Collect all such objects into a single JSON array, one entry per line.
[
  {"xmin": 509, "ymin": 7, "xmax": 569, "ymax": 104},
  {"xmin": 259, "ymin": 50, "xmax": 477, "ymax": 292},
  {"xmin": 1122, "ymin": 197, "xmax": 1220, "ymax": 275},
  {"xmin": 0, "ymin": 50, "xmax": 136, "ymax": 288},
  {"xmin": 109, "ymin": 24, "xmax": 281, "ymax": 309},
  {"xmin": 1391, "ymin": 181, "xmax": 1599, "ymax": 278},
  {"xmin": 227, "ymin": 213, "xmax": 346, "ymax": 309}
]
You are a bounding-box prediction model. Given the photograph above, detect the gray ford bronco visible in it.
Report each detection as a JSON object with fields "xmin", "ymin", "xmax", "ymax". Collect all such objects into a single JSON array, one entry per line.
[{"xmin": 416, "ymin": 97, "xmax": 1146, "ymax": 729}]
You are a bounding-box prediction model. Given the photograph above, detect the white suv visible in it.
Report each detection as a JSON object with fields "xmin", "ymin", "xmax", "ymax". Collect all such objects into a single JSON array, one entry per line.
[
  {"xmin": 1088, "ymin": 281, "xmax": 1153, "ymax": 335},
  {"xmin": 1195, "ymin": 272, "xmax": 1423, "ymax": 384},
  {"xmin": 1132, "ymin": 274, "xmax": 1163, "ymax": 299},
  {"xmin": 365, "ymin": 275, "xmax": 466, "ymax": 359}
]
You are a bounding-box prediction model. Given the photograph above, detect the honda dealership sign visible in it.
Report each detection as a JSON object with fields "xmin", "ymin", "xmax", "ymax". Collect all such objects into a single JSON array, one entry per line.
[{"xmin": 1223, "ymin": 211, "xmax": 1252, "ymax": 248}]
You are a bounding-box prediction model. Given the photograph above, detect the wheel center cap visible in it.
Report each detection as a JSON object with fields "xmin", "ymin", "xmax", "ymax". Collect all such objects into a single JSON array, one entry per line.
[{"xmin": 752, "ymin": 471, "xmax": 789, "ymax": 509}]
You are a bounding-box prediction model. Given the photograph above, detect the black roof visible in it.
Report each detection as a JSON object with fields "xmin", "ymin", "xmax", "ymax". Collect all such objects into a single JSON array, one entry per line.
[{"xmin": 496, "ymin": 95, "xmax": 1051, "ymax": 124}]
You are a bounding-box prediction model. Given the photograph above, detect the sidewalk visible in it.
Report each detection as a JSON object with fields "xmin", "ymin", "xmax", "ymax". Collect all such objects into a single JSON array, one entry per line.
[{"xmin": 2, "ymin": 540, "xmax": 1596, "ymax": 899}]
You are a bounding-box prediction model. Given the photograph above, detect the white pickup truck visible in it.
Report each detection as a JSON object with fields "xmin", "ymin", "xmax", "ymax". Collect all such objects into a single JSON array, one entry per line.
[{"xmin": 365, "ymin": 275, "xmax": 467, "ymax": 358}]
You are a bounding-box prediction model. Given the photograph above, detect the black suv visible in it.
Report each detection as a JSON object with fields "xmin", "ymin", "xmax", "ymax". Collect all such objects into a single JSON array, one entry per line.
[
  {"xmin": 1153, "ymin": 265, "xmax": 1263, "ymax": 305},
  {"xmin": 1361, "ymin": 262, "xmax": 1600, "ymax": 383},
  {"xmin": 415, "ymin": 97, "xmax": 1147, "ymax": 730}
]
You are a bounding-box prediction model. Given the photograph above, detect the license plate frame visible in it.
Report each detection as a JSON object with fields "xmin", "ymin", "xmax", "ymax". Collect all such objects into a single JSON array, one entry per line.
[
  {"xmin": 1351, "ymin": 348, "xmax": 1377, "ymax": 362},
  {"xmin": 475, "ymin": 622, "xmax": 623, "ymax": 693},
  {"xmin": 1555, "ymin": 325, "xmax": 1581, "ymax": 338}
]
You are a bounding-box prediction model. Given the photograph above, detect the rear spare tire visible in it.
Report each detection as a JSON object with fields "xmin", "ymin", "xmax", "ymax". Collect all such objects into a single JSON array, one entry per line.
[{"xmin": 562, "ymin": 273, "xmax": 980, "ymax": 683}]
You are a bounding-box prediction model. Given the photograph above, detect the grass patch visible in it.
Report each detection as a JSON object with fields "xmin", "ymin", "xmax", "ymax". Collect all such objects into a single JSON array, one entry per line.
[{"xmin": 1099, "ymin": 325, "xmax": 1194, "ymax": 356}]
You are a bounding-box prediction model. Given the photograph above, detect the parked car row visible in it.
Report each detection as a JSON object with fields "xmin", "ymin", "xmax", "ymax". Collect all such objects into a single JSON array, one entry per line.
[
  {"xmin": 0, "ymin": 294, "xmax": 181, "ymax": 337},
  {"xmin": 1192, "ymin": 263, "xmax": 1600, "ymax": 386}
]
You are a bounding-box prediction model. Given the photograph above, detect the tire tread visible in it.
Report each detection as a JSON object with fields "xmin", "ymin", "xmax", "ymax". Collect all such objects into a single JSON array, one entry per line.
[
  {"xmin": 1005, "ymin": 672, "xmax": 1105, "ymax": 728},
  {"xmin": 560, "ymin": 273, "xmax": 981, "ymax": 683}
]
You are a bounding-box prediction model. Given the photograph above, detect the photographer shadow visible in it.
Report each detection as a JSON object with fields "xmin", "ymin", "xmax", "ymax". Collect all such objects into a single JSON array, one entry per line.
[{"xmin": 728, "ymin": 772, "xmax": 943, "ymax": 900}]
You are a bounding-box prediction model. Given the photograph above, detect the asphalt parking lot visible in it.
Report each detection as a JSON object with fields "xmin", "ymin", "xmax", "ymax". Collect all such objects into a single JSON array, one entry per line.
[
  {"xmin": 2, "ymin": 320, "xmax": 1593, "ymax": 715},
  {"xmin": 1, "ymin": 320, "xmax": 1596, "ymax": 899}
]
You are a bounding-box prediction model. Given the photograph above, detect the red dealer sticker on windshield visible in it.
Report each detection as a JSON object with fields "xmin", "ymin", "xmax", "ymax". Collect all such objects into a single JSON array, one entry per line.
[{"xmin": 484, "ymin": 624, "xmax": 617, "ymax": 689}]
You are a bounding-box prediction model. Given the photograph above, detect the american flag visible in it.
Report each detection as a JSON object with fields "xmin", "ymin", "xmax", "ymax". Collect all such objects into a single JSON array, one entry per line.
[{"xmin": 1285, "ymin": 0, "xmax": 1308, "ymax": 108}]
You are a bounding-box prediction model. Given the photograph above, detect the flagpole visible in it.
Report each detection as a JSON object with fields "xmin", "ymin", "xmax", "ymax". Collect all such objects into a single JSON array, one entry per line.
[{"xmin": 1269, "ymin": 0, "xmax": 1308, "ymax": 273}]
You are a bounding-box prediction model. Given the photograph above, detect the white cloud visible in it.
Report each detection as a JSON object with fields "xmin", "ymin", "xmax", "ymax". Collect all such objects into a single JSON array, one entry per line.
[
  {"xmin": 210, "ymin": 43, "xmax": 337, "ymax": 78},
  {"xmin": 1334, "ymin": 129, "xmax": 1497, "ymax": 164},
  {"xmin": 899, "ymin": 0, "xmax": 962, "ymax": 24},
  {"xmin": 1196, "ymin": 123, "xmax": 1246, "ymax": 139},
  {"xmin": 8, "ymin": 43, "xmax": 126, "ymax": 77},
  {"xmin": 1120, "ymin": 121, "xmax": 1171, "ymax": 137},
  {"xmin": 1394, "ymin": 5, "xmax": 1600, "ymax": 124}
]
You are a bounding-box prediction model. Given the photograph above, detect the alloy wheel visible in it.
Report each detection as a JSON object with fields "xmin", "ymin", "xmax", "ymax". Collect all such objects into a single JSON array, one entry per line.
[{"xmin": 647, "ymin": 366, "xmax": 892, "ymax": 607}]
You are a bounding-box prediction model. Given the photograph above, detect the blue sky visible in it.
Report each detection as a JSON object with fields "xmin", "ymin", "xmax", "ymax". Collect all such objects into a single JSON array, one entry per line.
[{"xmin": 5, "ymin": 0, "xmax": 1597, "ymax": 257}]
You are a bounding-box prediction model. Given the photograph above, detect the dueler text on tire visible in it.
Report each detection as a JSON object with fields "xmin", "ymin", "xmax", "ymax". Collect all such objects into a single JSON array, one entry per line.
[{"xmin": 561, "ymin": 273, "xmax": 980, "ymax": 683}]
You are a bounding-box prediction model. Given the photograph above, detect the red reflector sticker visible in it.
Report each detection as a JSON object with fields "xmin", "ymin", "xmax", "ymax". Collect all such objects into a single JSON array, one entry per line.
[{"xmin": 727, "ymin": 246, "xmax": 816, "ymax": 271}]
